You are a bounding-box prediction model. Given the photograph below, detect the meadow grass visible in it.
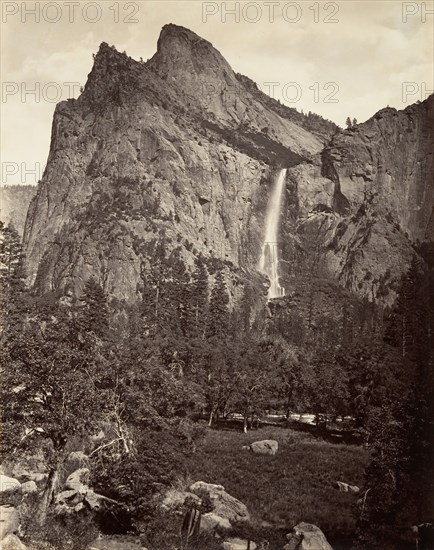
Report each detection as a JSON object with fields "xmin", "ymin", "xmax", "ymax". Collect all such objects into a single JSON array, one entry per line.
[{"xmin": 183, "ymin": 425, "xmax": 369, "ymax": 547}]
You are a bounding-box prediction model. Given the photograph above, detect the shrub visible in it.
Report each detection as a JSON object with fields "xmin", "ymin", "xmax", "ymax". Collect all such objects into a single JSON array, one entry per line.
[
  {"xmin": 23, "ymin": 509, "xmax": 99, "ymax": 550},
  {"xmin": 91, "ymin": 429, "xmax": 185, "ymax": 531}
]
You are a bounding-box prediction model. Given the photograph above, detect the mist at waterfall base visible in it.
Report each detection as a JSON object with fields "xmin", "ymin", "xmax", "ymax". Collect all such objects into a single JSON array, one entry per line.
[{"xmin": 259, "ymin": 168, "xmax": 287, "ymax": 300}]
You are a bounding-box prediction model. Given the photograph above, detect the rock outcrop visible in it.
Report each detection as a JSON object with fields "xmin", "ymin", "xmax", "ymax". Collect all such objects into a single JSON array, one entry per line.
[
  {"xmin": 54, "ymin": 468, "xmax": 111, "ymax": 514},
  {"xmin": 189, "ymin": 481, "xmax": 250, "ymax": 524},
  {"xmin": 283, "ymin": 523, "xmax": 334, "ymax": 550},
  {"xmin": 22, "ymin": 23, "xmax": 433, "ymax": 309},
  {"xmin": 161, "ymin": 481, "xmax": 250, "ymax": 538}
]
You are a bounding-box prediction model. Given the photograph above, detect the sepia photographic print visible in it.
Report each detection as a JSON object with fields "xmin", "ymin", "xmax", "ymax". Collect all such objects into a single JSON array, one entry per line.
[{"xmin": 1, "ymin": 1, "xmax": 433, "ymax": 549}]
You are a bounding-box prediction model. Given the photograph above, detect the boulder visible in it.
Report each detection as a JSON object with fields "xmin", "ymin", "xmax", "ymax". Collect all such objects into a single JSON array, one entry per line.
[
  {"xmin": 191, "ymin": 481, "xmax": 224, "ymax": 494},
  {"xmin": 284, "ymin": 523, "xmax": 334, "ymax": 550},
  {"xmin": 161, "ymin": 488, "xmax": 200, "ymax": 512},
  {"xmin": 20, "ymin": 481, "xmax": 37, "ymax": 494},
  {"xmin": 84, "ymin": 490, "xmax": 101, "ymax": 510},
  {"xmin": 88, "ymin": 535, "xmax": 148, "ymax": 549},
  {"xmin": 223, "ymin": 538, "xmax": 257, "ymax": 550},
  {"xmin": 248, "ymin": 440, "xmax": 278, "ymax": 456},
  {"xmin": 335, "ymin": 481, "xmax": 360, "ymax": 494},
  {"xmin": 65, "ymin": 468, "xmax": 90, "ymax": 494},
  {"xmin": 200, "ymin": 512, "xmax": 231, "ymax": 533},
  {"xmin": 24, "ymin": 473, "xmax": 47, "ymax": 484},
  {"xmin": 66, "ymin": 451, "xmax": 90, "ymax": 471},
  {"xmin": 2, "ymin": 454, "xmax": 45, "ymax": 481},
  {"xmin": 74, "ymin": 502, "xmax": 86, "ymax": 513},
  {"xmin": 55, "ymin": 489, "xmax": 80, "ymax": 505},
  {"xmin": 0, "ymin": 506, "xmax": 19, "ymax": 541},
  {"xmin": 189, "ymin": 481, "xmax": 250, "ymax": 523},
  {"xmin": 0, "ymin": 477, "xmax": 20, "ymax": 495},
  {"xmin": 0, "ymin": 534, "xmax": 27, "ymax": 550}
]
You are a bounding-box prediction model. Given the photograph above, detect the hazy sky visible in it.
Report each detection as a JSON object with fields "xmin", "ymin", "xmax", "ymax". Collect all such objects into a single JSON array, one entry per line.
[{"xmin": 1, "ymin": 0, "xmax": 433, "ymax": 185}]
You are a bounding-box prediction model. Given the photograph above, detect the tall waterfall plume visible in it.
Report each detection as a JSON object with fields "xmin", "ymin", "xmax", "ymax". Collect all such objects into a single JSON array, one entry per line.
[{"xmin": 259, "ymin": 168, "xmax": 287, "ymax": 299}]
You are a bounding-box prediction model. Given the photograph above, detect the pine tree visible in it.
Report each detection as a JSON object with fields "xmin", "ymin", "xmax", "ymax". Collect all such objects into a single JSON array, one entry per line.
[
  {"xmin": 360, "ymin": 257, "xmax": 434, "ymax": 547},
  {"xmin": 239, "ymin": 282, "xmax": 253, "ymax": 334},
  {"xmin": 345, "ymin": 116, "xmax": 352, "ymax": 129},
  {"xmin": 189, "ymin": 257, "xmax": 209, "ymax": 339},
  {"xmin": 352, "ymin": 117, "xmax": 358, "ymax": 126},
  {"xmin": 0, "ymin": 222, "xmax": 28, "ymax": 341},
  {"xmin": 78, "ymin": 277, "xmax": 109, "ymax": 338},
  {"xmin": 206, "ymin": 270, "xmax": 229, "ymax": 340}
]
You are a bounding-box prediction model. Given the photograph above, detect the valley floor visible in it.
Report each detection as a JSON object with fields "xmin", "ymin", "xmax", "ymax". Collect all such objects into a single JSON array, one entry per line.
[{"xmin": 182, "ymin": 424, "xmax": 369, "ymax": 549}]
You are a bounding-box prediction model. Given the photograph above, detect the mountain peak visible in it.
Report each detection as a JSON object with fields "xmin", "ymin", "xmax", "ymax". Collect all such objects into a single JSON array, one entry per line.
[
  {"xmin": 148, "ymin": 23, "xmax": 234, "ymax": 82},
  {"xmin": 158, "ymin": 23, "xmax": 207, "ymax": 46}
]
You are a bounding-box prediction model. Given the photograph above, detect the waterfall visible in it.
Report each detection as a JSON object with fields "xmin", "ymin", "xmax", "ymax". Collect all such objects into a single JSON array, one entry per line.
[{"xmin": 259, "ymin": 168, "xmax": 287, "ymax": 299}]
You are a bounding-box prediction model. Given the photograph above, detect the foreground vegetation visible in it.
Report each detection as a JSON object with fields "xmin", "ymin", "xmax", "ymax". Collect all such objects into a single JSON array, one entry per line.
[{"xmin": 0, "ymin": 221, "xmax": 433, "ymax": 549}]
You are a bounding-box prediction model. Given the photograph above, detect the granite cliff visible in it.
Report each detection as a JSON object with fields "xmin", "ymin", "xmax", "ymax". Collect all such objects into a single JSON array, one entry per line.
[
  {"xmin": 0, "ymin": 185, "xmax": 36, "ymax": 237},
  {"xmin": 23, "ymin": 24, "xmax": 434, "ymax": 309}
]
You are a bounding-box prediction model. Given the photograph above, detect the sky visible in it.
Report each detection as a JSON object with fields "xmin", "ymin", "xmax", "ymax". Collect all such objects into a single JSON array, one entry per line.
[{"xmin": 1, "ymin": 0, "xmax": 433, "ymax": 185}]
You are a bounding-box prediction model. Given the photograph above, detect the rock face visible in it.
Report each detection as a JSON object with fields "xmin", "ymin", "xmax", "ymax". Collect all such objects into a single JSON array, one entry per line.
[
  {"xmin": 281, "ymin": 95, "xmax": 434, "ymax": 306},
  {"xmin": 0, "ymin": 534, "xmax": 27, "ymax": 550},
  {"xmin": 283, "ymin": 523, "xmax": 334, "ymax": 550},
  {"xmin": 0, "ymin": 185, "xmax": 36, "ymax": 237},
  {"xmin": 22, "ymin": 23, "xmax": 433, "ymax": 308},
  {"xmin": 22, "ymin": 25, "xmax": 325, "ymax": 302},
  {"xmin": 0, "ymin": 506, "xmax": 19, "ymax": 541}
]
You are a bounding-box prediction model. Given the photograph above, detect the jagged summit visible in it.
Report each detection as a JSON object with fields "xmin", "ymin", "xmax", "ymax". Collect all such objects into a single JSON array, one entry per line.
[
  {"xmin": 92, "ymin": 41, "xmax": 134, "ymax": 66},
  {"xmin": 148, "ymin": 22, "xmax": 235, "ymax": 84},
  {"xmin": 158, "ymin": 23, "xmax": 210, "ymax": 47}
]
